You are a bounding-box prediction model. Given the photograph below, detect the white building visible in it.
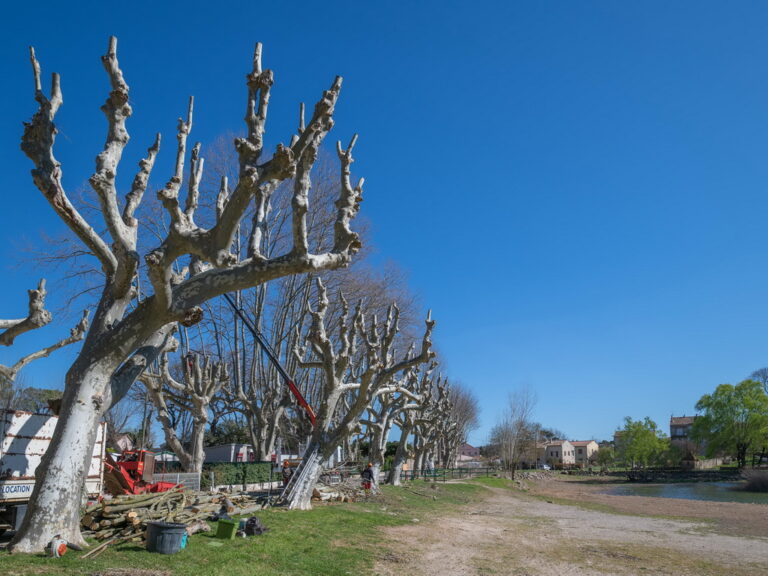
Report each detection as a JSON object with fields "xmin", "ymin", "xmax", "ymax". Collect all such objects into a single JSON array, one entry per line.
[
  {"xmin": 204, "ymin": 443, "xmax": 254, "ymax": 463},
  {"xmin": 545, "ymin": 440, "xmax": 575, "ymax": 467}
]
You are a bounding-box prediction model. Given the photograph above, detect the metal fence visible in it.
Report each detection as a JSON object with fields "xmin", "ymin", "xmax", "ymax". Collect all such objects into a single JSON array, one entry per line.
[
  {"xmin": 154, "ymin": 472, "xmax": 201, "ymax": 491},
  {"xmin": 399, "ymin": 467, "xmax": 496, "ymax": 482}
]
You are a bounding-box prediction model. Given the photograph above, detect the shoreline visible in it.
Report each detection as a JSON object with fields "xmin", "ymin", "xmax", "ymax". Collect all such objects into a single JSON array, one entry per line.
[{"xmin": 525, "ymin": 474, "xmax": 768, "ymax": 538}]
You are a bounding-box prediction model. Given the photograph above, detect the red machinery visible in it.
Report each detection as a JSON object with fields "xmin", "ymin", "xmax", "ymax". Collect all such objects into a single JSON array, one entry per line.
[{"xmin": 103, "ymin": 450, "xmax": 177, "ymax": 495}]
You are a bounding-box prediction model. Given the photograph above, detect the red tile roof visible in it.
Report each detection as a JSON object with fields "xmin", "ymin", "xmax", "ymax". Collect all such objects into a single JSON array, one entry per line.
[{"xmin": 670, "ymin": 416, "xmax": 696, "ymax": 426}]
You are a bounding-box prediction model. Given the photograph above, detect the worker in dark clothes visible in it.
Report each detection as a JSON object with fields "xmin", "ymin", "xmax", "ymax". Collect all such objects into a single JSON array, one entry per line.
[
  {"xmin": 361, "ymin": 462, "xmax": 375, "ymax": 492},
  {"xmin": 281, "ymin": 460, "xmax": 293, "ymax": 485}
]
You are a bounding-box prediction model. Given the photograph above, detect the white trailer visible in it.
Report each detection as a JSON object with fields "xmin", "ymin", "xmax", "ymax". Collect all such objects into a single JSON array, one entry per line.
[{"xmin": 0, "ymin": 409, "xmax": 106, "ymax": 534}]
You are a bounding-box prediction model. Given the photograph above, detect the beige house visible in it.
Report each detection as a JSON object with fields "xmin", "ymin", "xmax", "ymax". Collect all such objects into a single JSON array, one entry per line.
[
  {"xmin": 545, "ymin": 440, "xmax": 575, "ymax": 467},
  {"xmin": 571, "ymin": 440, "xmax": 599, "ymax": 466}
]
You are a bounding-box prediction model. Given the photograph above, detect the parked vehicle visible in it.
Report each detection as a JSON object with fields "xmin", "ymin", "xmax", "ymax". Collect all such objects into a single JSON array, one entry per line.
[
  {"xmin": 0, "ymin": 407, "xmax": 190, "ymax": 535},
  {"xmin": 0, "ymin": 408, "xmax": 106, "ymax": 535}
]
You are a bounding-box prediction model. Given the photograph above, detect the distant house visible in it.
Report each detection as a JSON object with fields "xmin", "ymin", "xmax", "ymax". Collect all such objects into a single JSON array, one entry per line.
[
  {"xmin": 669, "ymin": 415, "xmax": 718, "ymax": 468},
  {"xmin": 545, "ymin": 440, "xmax": 575, "ymax": 467},
  {"xmin": 204, "ymin": 443, "xmax": 255, "ymax": 463},
  {"xmin": 670, "ymin": 416, "xmax": 695, "ymax": 443},
  {"xmin": 571, "ymin": 440, "xmax": 599, "ymax": 466},
  {"xmin": 460, "ymin": 443, "xmax": 481, "ymax": 458},
  {"xmin": 669, "ymin": 415, "xmax": 701, "ymax": 455}
]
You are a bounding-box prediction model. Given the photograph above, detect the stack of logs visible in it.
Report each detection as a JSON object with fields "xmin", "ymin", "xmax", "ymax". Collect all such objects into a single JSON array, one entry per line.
[
  {"xmin": 312, "ymin": 477, "xmax": 372, "ymax": 502},
  {"xmin": 81, "ymin": 489, "xmax": 266, "ymax": 543}
]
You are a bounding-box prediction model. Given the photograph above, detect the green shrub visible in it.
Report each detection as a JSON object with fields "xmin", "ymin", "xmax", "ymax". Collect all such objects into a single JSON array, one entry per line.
[{"xmin": 200, "ymin": 462, "xmax": 273, "ymax": 489}]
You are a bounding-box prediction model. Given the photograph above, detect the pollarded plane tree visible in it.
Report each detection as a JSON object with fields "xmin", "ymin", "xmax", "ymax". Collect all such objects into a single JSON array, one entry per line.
[
  {"xmin": 221, "ymin": 258, "xmax": 424, "ymax": 462},
  {"xmin": 385, "ymin": 365, "xmax": 437, "ymax": 485},
  {"xmin": 436, "ymin": 383, "xmax": 479, "ymax": 468},
  {"xmin": 139, "ymin": 336, "xmax": 228, "ymax": 472},
  {"xmin": 11, "ymin": 38, "xmax": 363, "ymax": 553},
  {"xmin": 412, "ymin": 379, "xmax": 453, "ymax": 471},
  {"xmin": 183, "ymin": 146, "xmax": 373, "ymax": 462},
  {"xmin": 289, "ymin": 279, "xmax": 435, "ymax": 509},
  {"xmin": 199, "ymin": 146, "xmax": 336, "ymax": 462},
  {"xmin": 0, "ymin": 280, "xmax": 89, "ymax": 392},
  {"xmin": 226, "ymin": 273, "xmax": 317, "ymax": 461},
  {"xmin": 361, "ymin": 362, "xmax": 428, "ymax": 486},
  {"xmin": 437, "ymin": 405, "xmax": 462, "ymax": 468}
]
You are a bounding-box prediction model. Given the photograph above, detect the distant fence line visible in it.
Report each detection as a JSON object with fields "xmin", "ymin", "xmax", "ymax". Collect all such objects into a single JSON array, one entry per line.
[{"xmin": 399, "ymin": 467, "xmax": 496, "ymax": 482}]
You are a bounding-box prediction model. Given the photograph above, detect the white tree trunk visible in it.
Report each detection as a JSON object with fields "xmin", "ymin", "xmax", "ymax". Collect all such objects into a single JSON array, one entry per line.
[
  {"xmin": 387, "ymin": 424, "xmax": 412, "ymax": 485},
  {"xmin": 286, "ymin": 441, "xmax": 325, "ymax": 510},
  {"xmin": 9, "ymin": 363, "xmax": 111, "ymax": 551},
  {"xmin": 13, "ymin": 39, "xmax": 363, "ymax": 552}
]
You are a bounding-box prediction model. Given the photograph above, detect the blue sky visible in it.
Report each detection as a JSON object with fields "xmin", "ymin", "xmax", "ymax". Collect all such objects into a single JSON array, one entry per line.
[{"xmin": 2, "ymin": 2, "xmax": 768, "ymax": 445}]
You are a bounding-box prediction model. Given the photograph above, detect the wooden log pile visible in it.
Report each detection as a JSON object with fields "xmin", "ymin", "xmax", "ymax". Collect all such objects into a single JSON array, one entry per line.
[
  {"xmin": 81, "ymin": 489, "xmax": 267, "ymax": 544},
  {"xmin": 312, "ymin": 476, "xmax": 372, "ymax": 502}
]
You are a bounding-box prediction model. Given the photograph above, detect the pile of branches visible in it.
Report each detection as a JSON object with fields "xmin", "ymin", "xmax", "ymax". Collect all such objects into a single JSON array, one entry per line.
[
  {"xmin": 81, "ymin": 489, "xmax": 266, "ymax": 543},
  {"xmin": 313, "ymin": 476, "xmax": 374, "ymax": 502}
]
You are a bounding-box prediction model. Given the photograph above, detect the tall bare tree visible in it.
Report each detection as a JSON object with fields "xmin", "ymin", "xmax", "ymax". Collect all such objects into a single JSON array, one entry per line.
[
  {"xmin": 11, "ymin": 38, "xmax": 363, "ymax": 553},
  {"xmin": 140, "ymin": 339, "xmax": 228, "ymax": 472},
  {"xmin": 288, "ymin": 280, "xmax": 435, "ymax": 508},
  {"xmin": 360, "ymin": 374, "xmax": 421, "ymax": 484},
  {"xmin": 412, "ymin": 378, "xmax": 451, "ymax": 471},
  {"xmin": 750, "ymin": 367, "xmax": 768, "ymax": 395},
  {"xmin": 490, "ymin": 387, "xmax": 537, "ymax": 478},
  {"xmin": 385, "ymin": 365, "xmax": 436, "ymax": 485},
  {"xmin": 441, "ymin": 383, "xmax": 480, "ymax": 467}
]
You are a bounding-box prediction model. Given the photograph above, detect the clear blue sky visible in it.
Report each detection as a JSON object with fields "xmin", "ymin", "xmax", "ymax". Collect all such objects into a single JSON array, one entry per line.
[{"xmin": 2, "ymin": 1, "xmax": 768, "ymax": 446}]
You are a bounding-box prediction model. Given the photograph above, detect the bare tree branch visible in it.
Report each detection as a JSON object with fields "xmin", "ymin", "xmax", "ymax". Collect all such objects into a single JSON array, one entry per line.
[{"xmin": 0, "ymin": 280, "xmax": 53, "ymax": 345}]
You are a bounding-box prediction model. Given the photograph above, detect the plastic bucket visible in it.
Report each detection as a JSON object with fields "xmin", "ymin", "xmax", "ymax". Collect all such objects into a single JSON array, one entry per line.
[
  {"xmin": 146, "ymin": 521, "xmax": 187, "ymax": 554},
  {"xmin": 216, "ymin": 519, "xmax": 238, "ymax": 540}
]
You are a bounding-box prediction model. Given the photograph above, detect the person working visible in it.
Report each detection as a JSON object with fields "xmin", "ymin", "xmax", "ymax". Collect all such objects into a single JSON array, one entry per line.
[
  {"xmin": 281, "ymin": 460, "xmax": 294, "ymax": 485},
  {"xmin": 361, "ymin": 462, "xmax": 375, "ymax": 491}
]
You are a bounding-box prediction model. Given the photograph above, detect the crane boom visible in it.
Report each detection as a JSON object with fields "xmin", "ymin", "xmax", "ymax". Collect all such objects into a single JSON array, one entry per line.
[{"xmin": 222, "ymin": 293, "xmax": 316, "ymax": 427}]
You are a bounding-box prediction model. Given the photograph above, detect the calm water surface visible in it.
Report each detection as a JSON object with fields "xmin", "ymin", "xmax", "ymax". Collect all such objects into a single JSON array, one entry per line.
[{"xmin": 606, "ymin": 481, "xmax": 768, "ymax": 504}]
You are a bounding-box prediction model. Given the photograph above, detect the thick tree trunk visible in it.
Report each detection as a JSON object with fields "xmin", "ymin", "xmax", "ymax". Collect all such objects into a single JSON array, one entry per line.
[
  {"xmin": 246, "ymin": 411, "xmax": 270, "ymax": 462},
  {"xmin": 286, "ymin": 441, "xmax": 326, "ymax": 510},
  {"xmin": 414, "ymin": 445, "xmax": 425, "ymax": 472},
  {"xmin": 368, "ymin": 425, "xmax": 386, "ymax": 475},
  {"xmin": 9, "ymin": 362, "xmax": 112, "ymax": 552},
  {"xmin": 188, "ymin": 419, "xmax": 206, "ymax": 473},
  {"xmin": 387, "ymin": 424, "xmax": 412, "ymax": 485},
  {"xmin": 369, "ymin": 462, "xmax": 382, "ymax": 490},
  {"xmin": 13, "ymin": 39, "xmax": 364, "ymax": 555}
]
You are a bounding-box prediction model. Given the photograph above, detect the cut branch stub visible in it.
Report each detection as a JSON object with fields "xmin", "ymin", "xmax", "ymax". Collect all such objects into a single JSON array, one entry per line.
[{"xmin": 0, "ymin": 280, "xmax": 53, "ymax": 346}]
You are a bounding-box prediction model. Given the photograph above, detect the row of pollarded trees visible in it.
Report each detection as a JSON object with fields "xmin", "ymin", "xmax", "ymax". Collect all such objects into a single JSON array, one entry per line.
[
  {"xmin": 130, "ymin": 272, "xmax": 476, "ymax": 509},
  {"xmin": 5, "ymin": 38, "xmax": 477, "ymax": 552}
]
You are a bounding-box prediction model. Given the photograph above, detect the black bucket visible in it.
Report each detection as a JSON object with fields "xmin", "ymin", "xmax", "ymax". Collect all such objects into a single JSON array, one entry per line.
[{"xmin": 145, "ymin": 521, "xmax": 187, "ymax": 554}]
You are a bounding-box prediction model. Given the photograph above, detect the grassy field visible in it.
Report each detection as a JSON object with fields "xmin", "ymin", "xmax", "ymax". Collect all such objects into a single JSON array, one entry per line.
[{"xmin": 3, "ymin": 481, "xmax": 485, "ymax": 576}]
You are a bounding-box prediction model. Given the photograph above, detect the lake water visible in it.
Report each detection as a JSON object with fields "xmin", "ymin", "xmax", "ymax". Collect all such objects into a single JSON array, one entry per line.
[{"xmin": 606, "ymin": 481, "xmax": 768, "ymax": 505}]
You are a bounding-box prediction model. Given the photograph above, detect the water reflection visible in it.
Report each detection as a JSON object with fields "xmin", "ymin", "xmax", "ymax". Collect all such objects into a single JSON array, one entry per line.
[{"xmin": 606, "ymin": 481, "xmax": 768, "ymax": 504}]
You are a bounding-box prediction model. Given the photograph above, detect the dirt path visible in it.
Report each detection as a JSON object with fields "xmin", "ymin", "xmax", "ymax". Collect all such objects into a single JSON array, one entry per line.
[{"xmin": 374, "ymin": 481, "xmax": 768, "ymax": 576}]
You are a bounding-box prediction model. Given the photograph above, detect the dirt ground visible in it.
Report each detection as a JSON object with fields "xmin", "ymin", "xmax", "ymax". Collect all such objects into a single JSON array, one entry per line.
[{"xmin": 374, "ymin": 476, "xmax": 768, "ymax": 576}]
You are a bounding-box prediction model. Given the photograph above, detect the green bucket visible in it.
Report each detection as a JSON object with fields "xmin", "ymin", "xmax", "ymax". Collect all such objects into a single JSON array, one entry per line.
[{"xmin": 216, "ymin": 519, "xmax": 238, "ymax": 540}]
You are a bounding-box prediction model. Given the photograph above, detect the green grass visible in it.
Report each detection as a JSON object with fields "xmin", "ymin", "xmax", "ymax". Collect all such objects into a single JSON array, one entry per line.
[{"xmin": 3, "ymin": 482, "xmax": 486, "ymax": 576}]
